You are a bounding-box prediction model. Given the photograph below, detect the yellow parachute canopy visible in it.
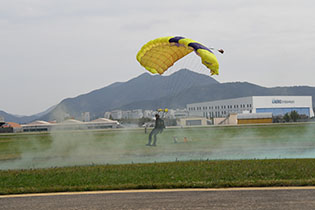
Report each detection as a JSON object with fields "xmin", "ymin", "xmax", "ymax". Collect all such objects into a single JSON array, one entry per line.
[{"xmin": 136, "ymin": 36, "xmax": 221, "ymax": 76}]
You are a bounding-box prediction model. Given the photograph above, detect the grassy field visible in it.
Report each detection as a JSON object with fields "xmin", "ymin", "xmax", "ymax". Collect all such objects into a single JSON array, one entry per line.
[
  {"xmin": 1, "ymin": 123, "xmax": 315, "ymax": 169},
  {"xmin": 1, "ymin": 159, "xmax": 315, "ymax": 195},
  {"xmin": 1, "ymin": 123, "xmax": 315, "ymax": 194}
]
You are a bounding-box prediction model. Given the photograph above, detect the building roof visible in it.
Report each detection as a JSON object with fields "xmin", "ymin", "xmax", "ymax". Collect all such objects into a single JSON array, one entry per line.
[
  {"xmin": 91, "ymin": 118, "xmax": 119, "ymax": 124},
  {"xmin": 26, "ymin": 120, "xmax": 51, "ymax": 125},
  {"xmin": 60, "ymin": 119, "xmax": 83, "ymax": 124},
  {"xmin": 2, "ymin": 122, "xmax": 22, "ymax": 128}
]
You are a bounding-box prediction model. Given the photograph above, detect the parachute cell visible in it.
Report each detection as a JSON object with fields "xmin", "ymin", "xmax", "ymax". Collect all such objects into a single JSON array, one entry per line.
[{"xmin": 136, "ymin": 36, "xmax": 220, "ymax": 76}]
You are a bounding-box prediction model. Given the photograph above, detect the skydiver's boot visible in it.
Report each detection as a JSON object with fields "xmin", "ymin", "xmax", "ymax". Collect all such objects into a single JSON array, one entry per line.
[
  {"xmin": 146, "ymin": 139, "xmax": 151, "ymax": 146},
  {"xmin": 146, "ymin": 137, "xmax": 152, "ymax": 146}
]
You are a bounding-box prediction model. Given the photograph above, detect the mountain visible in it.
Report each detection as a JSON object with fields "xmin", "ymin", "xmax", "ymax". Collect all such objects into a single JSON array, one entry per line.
[
  {"xmin": 1, "ymin": 69, "xmax": 315, "ymax": 123},
  {"xmin": 38, "ymin": 69, "xmax": 219, "ymax": 121},
  {"xmin": 0, "ymin": 105, "xmax": 57, "ymax": 124}
]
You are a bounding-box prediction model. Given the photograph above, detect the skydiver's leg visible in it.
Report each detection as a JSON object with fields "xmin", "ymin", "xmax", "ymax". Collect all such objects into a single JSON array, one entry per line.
[
  {"xmin": 147, "ymin": 129, "xmax": 155, "ymax": 146},
  {"xmin": 152, "ymin": 134, "xmax": 157, "ymax": 146},
  {"xmin": 152, "ymin": 129, "xmax": 159, "ymax": 146}
]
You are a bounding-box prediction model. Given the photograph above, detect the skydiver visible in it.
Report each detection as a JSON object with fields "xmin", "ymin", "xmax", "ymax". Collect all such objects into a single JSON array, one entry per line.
[
  {"xmin": 218, "ymin": 49, "xmax": 224, "ymax": 54},
  {"xmin": 146, "ymin": 114, "xmax": 165, "ymax": 146}
]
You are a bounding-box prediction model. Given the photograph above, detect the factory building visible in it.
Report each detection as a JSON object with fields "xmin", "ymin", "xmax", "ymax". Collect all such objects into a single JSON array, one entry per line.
[
  {"xmin": 21, "ymin": 120, "xmax": 52, "ymax": 132},
  {"xmin": 187, "ymin": 96, "xmax": 314, "ymax": 118}
]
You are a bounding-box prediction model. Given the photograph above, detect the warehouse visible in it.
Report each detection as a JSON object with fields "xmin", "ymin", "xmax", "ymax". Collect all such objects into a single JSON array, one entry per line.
[
  {"xmin": 22, "ymin": 118, "xmax": 120, "ymax": 132},
  {"xmin": 187, "ymin": 96, "xmax": 314, "ymax": 118}
]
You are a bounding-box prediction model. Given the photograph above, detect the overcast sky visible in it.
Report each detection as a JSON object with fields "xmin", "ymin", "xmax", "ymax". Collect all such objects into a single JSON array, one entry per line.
[{"xmin": 1, "ymin": 0, "xmax": 315, "ymax": 116}]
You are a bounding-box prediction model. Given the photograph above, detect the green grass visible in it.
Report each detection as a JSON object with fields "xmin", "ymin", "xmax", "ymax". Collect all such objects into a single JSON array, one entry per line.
[{"xmin": 1, "ymin": 159, "xmax": 315, "ymax": 195}]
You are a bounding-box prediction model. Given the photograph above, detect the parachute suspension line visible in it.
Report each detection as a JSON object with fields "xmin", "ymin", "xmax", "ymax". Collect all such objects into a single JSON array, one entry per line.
[
  {"xmin": 179, "ymin": 52, "xmax": 208, "ymax": 75},
  {"xmin": 166, "ymin": 52, "xmax": 206, "ymax": 100},
  {"xmin": 169, "ymin": 53, "xmax": 192, "ymax": 95},
  {"xmin": 163, "ymin": 51, "xmax": 193, "ymax": 98}
]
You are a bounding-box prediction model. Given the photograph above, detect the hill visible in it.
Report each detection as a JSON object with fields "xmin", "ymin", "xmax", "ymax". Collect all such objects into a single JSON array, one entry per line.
[
  {"xmin": 1, "ymin": 69, "xmax": 315, "ymax": 123},
  {"xmin": 38, "ymin": 69, "xmax": 219, "ymax": 121},
  {"xmin": 0, "ymin": 105, "xmax": 56, "ymax": 124}
]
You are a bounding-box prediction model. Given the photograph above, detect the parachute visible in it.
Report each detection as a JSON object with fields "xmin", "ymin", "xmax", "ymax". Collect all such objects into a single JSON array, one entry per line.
[{"xmin": 136, "ymin": 36, "xmax": 223, "ymax": 76}]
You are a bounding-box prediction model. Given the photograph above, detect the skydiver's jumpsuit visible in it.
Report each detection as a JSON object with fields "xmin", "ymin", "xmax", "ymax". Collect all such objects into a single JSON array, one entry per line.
[{"xmin": 147, "ymin": 118, "xmax": 165, "ymax": 146}]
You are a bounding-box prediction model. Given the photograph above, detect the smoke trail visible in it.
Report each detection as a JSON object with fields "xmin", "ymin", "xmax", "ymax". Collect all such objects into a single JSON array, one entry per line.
[{"xmin": 1, "ymin": 123, "xmax": 315, "ymax": 170}]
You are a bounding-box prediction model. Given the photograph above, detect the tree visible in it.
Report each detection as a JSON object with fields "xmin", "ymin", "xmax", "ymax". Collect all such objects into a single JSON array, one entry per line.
[
  {"xmin": 283, "ymin": 113, "xmax": 290, "ymax": 122},
  {"xmin": 273, "ymin": 115, "xmax": 282, "ymax": 123},
  {"xmin": 290, "ymin": 110, "xmax": 299, "ymax": 122}
]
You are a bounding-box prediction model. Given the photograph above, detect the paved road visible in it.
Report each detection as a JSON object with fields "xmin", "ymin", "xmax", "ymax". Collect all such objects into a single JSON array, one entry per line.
[{"xmin": 1, "ymin": 187, "xmax": 315, "ymax": 210}]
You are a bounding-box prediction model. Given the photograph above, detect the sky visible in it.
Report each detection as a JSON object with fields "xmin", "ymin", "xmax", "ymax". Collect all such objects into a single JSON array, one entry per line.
[{"xmin": 1, "ymin": 0, "xmax": 315, "ymax": 116}]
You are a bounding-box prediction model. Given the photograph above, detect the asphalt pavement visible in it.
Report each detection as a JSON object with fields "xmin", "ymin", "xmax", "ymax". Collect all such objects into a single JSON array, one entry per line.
[{"xmin": 1, "ymin": 187, "xmax": 315, "ymax": 210}]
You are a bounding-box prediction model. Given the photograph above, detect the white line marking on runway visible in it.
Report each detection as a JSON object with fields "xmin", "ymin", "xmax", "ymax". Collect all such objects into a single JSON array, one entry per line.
[{"xmin": 2, "ymin": 186, "xmax": 315, "ymax": 198}]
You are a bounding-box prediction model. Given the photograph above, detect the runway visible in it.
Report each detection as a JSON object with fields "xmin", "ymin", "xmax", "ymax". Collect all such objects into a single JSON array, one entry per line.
[{"xmin": 1, "ymin": 187, "xmax": 315, "ymax": 210}]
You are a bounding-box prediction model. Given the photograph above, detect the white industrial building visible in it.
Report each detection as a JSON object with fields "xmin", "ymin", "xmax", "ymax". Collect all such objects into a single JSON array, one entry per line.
[
  {"xmin": 130, "ymin": 109, "xmax": 144, "ymax": 119},
  {"xmin": 187, "ymin": 96, "xmax": 314, "ymax": 118},
  {"xmin": 143, "ymin": 110, "xmax": 154, "ymax": 118},
  {"xmin": 21, "ymin": 118, "xmax": 120, "ymax": 132},
  {"xmin": 107, "ymin": 109, "xmax": 189, "ymax": 120},
  {"xmin": 110, "ymin": 110, "xmax": 123, "ymax": 119},
  {"xmin": 110, "ymin": 110, "xmax": 143, "ymax": 119},
  {"xmin": 81, "ymin": 112, "xmax": 90, "ymax": 122}
]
